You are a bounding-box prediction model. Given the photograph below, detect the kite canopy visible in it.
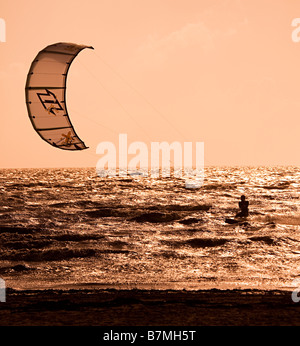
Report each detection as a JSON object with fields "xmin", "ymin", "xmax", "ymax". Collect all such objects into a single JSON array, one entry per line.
[{"xmin": 25, "ymin": 42, "xmax": 93, "ymax": 150}]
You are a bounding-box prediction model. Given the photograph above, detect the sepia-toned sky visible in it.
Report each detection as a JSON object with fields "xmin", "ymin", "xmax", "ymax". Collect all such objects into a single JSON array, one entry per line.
[{"xmin": 1, "ymin": 0, "xmax": 300, "ymax": 168}]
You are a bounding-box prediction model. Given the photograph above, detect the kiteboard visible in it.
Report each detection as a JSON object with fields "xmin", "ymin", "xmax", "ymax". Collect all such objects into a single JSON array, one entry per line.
[{"xmin": 225, "ymin": 218, "xmax": 249, "ymax": 225}]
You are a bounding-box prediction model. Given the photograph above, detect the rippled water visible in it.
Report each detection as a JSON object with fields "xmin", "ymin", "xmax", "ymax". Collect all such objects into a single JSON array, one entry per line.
[{"xmin": 0, "ymin": 166, "xmax": 299, "ymax": 290}]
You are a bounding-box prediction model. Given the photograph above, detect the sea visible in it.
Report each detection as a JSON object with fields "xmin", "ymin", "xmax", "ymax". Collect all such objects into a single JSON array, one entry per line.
[{"xmin": 0, "ymin": 166, "xmax": 299, "ymax": 291}]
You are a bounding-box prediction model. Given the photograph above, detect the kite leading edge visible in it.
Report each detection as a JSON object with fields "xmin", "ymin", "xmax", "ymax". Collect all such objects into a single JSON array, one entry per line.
[{"xmin": 25, "ymin": 42, "xmax": 94, "ymax": 150}]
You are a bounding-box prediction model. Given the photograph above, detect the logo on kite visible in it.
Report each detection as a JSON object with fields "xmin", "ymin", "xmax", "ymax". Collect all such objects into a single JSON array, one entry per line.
[
  {"xmin": 60, "ymin": 131, "xmax": 74, "ymax": 146},
  {"xmin": 37, "ymin": 89, "xmax": 64, "ymax": 115}
]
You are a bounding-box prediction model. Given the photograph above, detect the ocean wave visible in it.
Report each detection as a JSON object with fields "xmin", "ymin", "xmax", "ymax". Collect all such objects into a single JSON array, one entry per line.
[
  {"xmin": 178, "ymin": 218, "xmax": 203, "ymax": 225},
  {"xmin": 203, "ymin": 183, "xmax": 237, "ymax": 190},
  {"xmin": 153, "ymin": 250, "xmax": 189, "ymax": 259},
  {"xmin": 1, "ymin": 239, "xmax": 52, "ymax": 250},
  {"xmin": 86, "ymin": 207, "xmax": 142, "ymax": 218},
  {"xmin": 49, "ymin": 202, "xmax": 71, "ymax": 208},
  {"xmin": 254, "ymin": 215, "xmax": 300, "ymax": 226},
  {"xmin": 53, "ymin": 233, "xmax": 105, "ymax": 242},
  {"xmin": 107, "ymin": 240, "xmax": 130, "ymax": 249},
  {"xmin": 0, "ymin": 247, "xmax": 97, "ymax": 261},
  {"xmin": 0, "ymin": 225, "xmax": 41, "ymax": 234},
  {"xmin": 162, "ymin": 237, "xmax": 228, "ymax": 248},
  {"xmin": 85, "ymin": 204, "xmax": 211, "ymax": 221},
  {"xmin": 0, "ymin": 264, "xmax": 32, "ymax": 274},
  {"xmin": 131, "ymin": 212, "xmax": 182, "ymax": 223},
  {"xmin": 98, "ymin": 249, "xmax": 132, "ymax": 254},
  {"xmin": 6, "ymin": 182, "xmax": 49, "ymax": 189},
  {"xmin": 248, "ymin": 236, "xmax": 276, "ymax": 245},
  {"xmin": 258, "ymin": 182, "xmax": 290, "ymax": 190},
  {"xmin": 150, "ymin": 204, "xmax": 211, "ymax": 212},
  {"xmin": 50, "ymin": 200, "xmax": 109, "ymax": 209},
  {"xmin": 186, "ymin": 238, "xmax": 228, "ymax": 248},
  {"xmin": 86, "ymin": 208, "xmax": 117, "ymax": 218}
]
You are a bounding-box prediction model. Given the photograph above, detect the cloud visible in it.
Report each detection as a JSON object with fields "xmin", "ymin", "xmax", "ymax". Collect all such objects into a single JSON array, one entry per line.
[
  {"xmin": 135, "ymin": 15, "xmax": 248, "ymax": 69},
  {"xmin": 136, "ymin": 21, "xmax": 215, "ymax": 65},
  {"xmin": 0, "ymin": 62, "xmax": 26, "ymax": 80}
]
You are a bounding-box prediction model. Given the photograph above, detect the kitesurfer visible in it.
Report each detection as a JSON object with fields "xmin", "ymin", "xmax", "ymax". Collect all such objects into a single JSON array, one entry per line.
[{"xmin": 235, "ymin": 195, "xmax": 249, "ymax": 217}]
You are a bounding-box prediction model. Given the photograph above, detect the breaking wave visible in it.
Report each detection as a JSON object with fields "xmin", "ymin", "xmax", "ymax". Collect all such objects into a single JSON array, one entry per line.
[{"xmin": 254, "ymin": 214, "xmax": 300, "ymax": 226}]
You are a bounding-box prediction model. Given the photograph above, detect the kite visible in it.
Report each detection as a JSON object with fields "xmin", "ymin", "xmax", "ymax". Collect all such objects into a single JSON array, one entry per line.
[{"xmin": 25, "ymin": 42, "xmax": 94, "ymax": 150}]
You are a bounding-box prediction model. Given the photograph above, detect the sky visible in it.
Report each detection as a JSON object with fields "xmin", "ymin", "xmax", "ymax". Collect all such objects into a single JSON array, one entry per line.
[{"xmin": 1, "ymin": 0, "xmax": 300, "ymax": 168}]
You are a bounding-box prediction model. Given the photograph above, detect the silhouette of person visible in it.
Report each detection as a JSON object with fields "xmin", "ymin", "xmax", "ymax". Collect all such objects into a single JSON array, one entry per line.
[{"xmin": 235, "ymin": 195, "xmax": 249, "ymax": 217}]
